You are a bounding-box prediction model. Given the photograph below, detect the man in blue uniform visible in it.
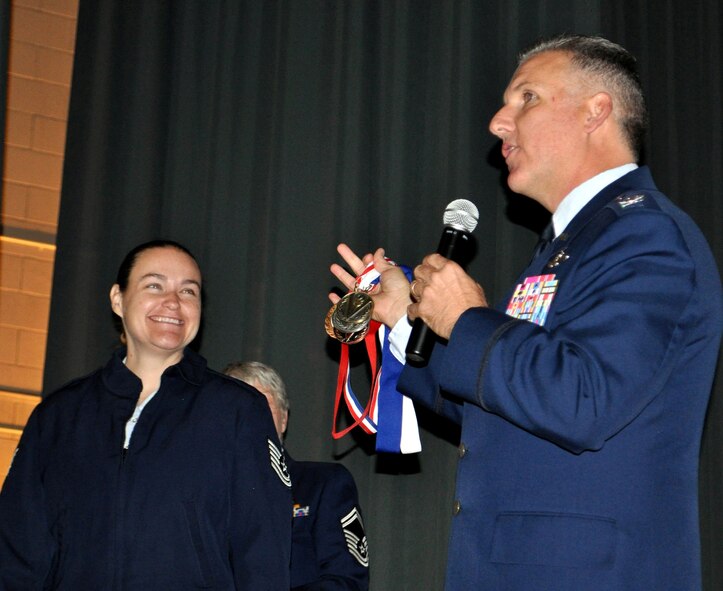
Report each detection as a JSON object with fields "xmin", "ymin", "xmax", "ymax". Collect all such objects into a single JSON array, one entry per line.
[
  {"xmin": 330, "ymin": 35, "xmax": 722, "ymax": 590},
  {"xmin": 224, "ymin": 361, "xmax": 370, "ymax": 591}
]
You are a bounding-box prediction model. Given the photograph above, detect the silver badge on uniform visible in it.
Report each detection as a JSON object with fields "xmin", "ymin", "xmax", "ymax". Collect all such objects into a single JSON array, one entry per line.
[
  {"xmin": 268, "ymin": 439, "xmax": 292, "ymax": 488},
  {"xmin": 341, "ymin": 507, "xmax": 369, "ymax": 567},
  {"xmin": 546, "ymin": 249, "xmax": 570, "ymax": 268},
  {"xmin": 615, "ymin": 194, "xmax": 646, "ymax": 208}
]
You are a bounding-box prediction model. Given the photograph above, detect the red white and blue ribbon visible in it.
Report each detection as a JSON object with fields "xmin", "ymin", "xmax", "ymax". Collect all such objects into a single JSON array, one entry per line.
[{"xmin": 331, "ymin": 260, "xmax": 422, "ymax": 453}]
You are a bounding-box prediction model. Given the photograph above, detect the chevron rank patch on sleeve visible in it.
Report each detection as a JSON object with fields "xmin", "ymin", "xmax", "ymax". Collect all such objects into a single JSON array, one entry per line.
[
  {"xmin": 341, "ymin": 507, "xmax": 369, "ymax": 567},
  {"xmin": 268, "ymin": 439, "xmax": 292, "ymax": 488}
]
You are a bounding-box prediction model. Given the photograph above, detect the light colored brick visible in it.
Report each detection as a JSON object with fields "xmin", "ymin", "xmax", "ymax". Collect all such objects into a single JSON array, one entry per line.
[
  {"xmin": 0, "ymin": 289, "xmax": 50, "ymax": 331},
  {"xmin": 0, "ymin": 362, "xmax": 43, "ymax": 392},
  {"xmin": 0, "ymin": 237, "xmax": 55, "ymax": 262},
  {"xmin": 7, "ymin": 75, "xmax": 70, "ymax": 119},
  {"xmin": 21, "ymin": 256, "xmax": 54, "ymax": 295},
  {"xmin": 0, "ymin": 327, "xmax": 18, "ymax": 364},
  {"xmin": 8, "ymin": 42, "xmax": 74, "ymax": 87},
  {"xmin": 32, "ymin": 115, "xmax": 67, "ymax": 154},
  {"xmin": 0, "ymin": 394, "xmax": 19, "ymax": 423},
  {"xmin": 1, "ymin": 181, "xmax": 29, "ymax": 221},
  {"xmin": 2, "ymin": 216, "xmax": 56, "ymax": 237},
  {"xmin": 0, "ymin": 426, "xmax": 24, "ymax": 489},
  {"xmin": 11, "ymin": 6, "xmax": 77, "ymax": 52},
  {"xmin": 7, "ymin": 40, "xmax": 37, "ymax": 78},
  {"xmin": 4, "ymin": 145, "xmax": 64, "ymax": 189},
  {"xmin": 13, "ymin": 0, "xmax": 43, "ymax": 9},
  {"xmin": 17, "ymin": 329, "xmax": 46, "ymax": 368},
  {"xmin": 26, "ymin": 186, "xmax": 61, "ymax": 228},
  {"xmin": 0, "ymin": 252, "xmax": 23, "ymax": 290},
  {"xmin": 5, "ymin": 109, "xmax": 32, "ymax": 147},
  {"xmin": 35, "ymin": 46, "xmax": 74, "ymax": 85},
  {"xmin": 2, "ymin": 0, "xmax": 75, "ymax": 407},
  {"xmin": 0, "ymin": 391, "xmax": 40, "ymax": 425},
  {"xmin": 40, "ymin": 0, "xmax": 79, "ymax": 18},
  {"xmin": 6, "ymin": 391, "xmax": 42, "ymax": 425}
]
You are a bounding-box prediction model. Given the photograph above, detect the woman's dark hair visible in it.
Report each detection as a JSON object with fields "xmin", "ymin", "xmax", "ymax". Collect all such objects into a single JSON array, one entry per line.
[{"xmin": 115, "ymin": 239, "xmax": 198, "ymax": 291}]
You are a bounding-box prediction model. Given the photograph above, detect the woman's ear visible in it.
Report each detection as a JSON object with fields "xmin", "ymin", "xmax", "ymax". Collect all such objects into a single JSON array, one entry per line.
[{"xmin": 110, "ymin": 284, "xmax": 123, "ymax": 317}]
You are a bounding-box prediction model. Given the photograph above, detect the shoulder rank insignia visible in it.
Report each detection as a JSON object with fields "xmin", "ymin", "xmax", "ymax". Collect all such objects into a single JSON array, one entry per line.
[
  {"xmin": 615, "ymin": 193, "xmax": 646, "ymax": 208},
  {"xmin": 268, "ymin": 439, "xmax": 292, "ymax": 488},
  {"xmin": 341, "ymin": 507, "xmax": 369, "ymax": 567}
]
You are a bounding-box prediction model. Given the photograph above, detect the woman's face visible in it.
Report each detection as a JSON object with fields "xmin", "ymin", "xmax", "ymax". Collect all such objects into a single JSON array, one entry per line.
[{"xmin": 110, "ymin": 246, "xmax": 202, "ymax": 361}]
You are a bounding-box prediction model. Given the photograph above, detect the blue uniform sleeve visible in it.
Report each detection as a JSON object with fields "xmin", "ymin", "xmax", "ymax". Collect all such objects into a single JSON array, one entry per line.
[
  {"xmin": 293, "ymin": 465, "xmax": 369, "ymax": 591},
  {"xmin": 406, "ymin": 209, "xmax": 708, "ymax": 454},
  {"xmin": 0, "ymin": 408, "xmax": 56, "ymax": 590},
  {"xmin": 230, "ymin": 393, "xmax": 293, "ymax": 589}
]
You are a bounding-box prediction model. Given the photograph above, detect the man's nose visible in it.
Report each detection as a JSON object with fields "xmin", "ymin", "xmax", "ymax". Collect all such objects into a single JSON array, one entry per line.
[{"xmin": 488, "ymin": 105, "xmax": 513, "ymax": 138}]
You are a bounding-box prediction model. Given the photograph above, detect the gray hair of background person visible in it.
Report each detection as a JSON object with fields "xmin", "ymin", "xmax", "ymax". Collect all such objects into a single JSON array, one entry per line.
[{"xmin": 223, "ymin": 361, "xmax": 291, "ymax": 414}]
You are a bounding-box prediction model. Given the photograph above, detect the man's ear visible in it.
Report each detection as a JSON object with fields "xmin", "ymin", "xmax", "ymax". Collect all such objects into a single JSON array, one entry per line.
[
  {"xmin": 110, "ymin": 284, "xmax": 123, "ymax": 317},
  {"xmin": 584, "ymin": 91, "xmax": 613, "ymax": 133},
  {"xmin": 280, "ymin": 409, "xmax": 289, "ymax": 438}
]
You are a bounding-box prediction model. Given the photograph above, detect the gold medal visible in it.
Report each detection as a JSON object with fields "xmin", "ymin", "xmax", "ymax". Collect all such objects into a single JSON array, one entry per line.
[{"xmin": 325, "ymin": 291, "xmax": 374, "ymax": 344}]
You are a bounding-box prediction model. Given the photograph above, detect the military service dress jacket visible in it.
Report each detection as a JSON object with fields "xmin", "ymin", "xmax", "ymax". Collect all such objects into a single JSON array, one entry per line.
[
  {"xmin": 398, "ymin": 166, "xmax": 723, "ymax": 591},
  {"xmin": 288, "ymin": 454, "xmax": 369, "ymax": 590}
]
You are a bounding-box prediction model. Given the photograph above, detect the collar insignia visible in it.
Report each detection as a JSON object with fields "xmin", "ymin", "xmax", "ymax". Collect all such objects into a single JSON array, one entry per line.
[{"xmin": 546, "ymin": 249, "xmax": 570, "ymax": 268}]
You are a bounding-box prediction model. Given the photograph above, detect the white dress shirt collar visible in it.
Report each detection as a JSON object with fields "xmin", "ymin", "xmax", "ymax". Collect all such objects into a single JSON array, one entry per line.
[{"xmin": 552, "ymin": 163, "xmax": 638, "ymax": 237}]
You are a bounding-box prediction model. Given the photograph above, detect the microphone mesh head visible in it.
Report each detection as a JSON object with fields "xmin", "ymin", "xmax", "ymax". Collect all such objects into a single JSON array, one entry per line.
[{"xmin": 443, "ymin": 199, "xmax": 479, "ymax": 233}]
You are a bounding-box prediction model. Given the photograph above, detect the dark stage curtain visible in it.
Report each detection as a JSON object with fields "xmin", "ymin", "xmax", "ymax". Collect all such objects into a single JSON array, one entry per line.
[{"xmin": 45, "ymin": 1, "xmax": 722, "ymax": 589}]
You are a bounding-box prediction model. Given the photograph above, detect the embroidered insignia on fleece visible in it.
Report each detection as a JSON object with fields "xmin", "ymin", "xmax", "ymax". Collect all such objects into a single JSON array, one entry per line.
[
  {"xmin": 293, "ymin": 503, "xmax": 310, "ymax": 518},
  {"xmin": 341, "ymin": 507, "xmax": 369, "ymax": 567},
  {"xmin": 506, "ymin": 274, "xmax": 559, "ymax": 327},
  {"xmin": 268, "ymin": 439, "xmax": 292, "ymax": 488}
]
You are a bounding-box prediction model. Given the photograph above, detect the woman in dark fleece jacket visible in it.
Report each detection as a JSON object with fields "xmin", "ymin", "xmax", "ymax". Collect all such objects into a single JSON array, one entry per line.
[{"xmin": 0, "ymin": 240, "xmax": 293, "ymax": 591}]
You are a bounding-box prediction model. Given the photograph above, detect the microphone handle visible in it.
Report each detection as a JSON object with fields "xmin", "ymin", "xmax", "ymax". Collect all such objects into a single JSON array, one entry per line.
[{"xmin": 405, "ymin": 228, "xmax": 472, "ymax": 366}]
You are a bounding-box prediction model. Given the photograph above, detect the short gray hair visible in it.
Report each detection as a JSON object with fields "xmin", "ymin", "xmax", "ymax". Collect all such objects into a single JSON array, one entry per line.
[
  {"xmin": 223, "ymin": 360, "xmax": 290, "ymax": 413},
  {"xmin": 519, "ymin": 34, "xmax": 648, "ymax": 160}
]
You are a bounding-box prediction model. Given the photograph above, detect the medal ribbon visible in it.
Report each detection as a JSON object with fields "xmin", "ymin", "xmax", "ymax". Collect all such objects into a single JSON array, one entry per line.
[{"xmin": 331, "ymin": 260, "xmax": 421, "ymax": 453}]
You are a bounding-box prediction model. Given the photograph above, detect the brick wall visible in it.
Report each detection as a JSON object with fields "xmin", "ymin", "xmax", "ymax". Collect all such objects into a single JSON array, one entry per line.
[
  {"xmin": 0, "ymin": 390, "xmax": 41, "ymax": 484},
  {"xmin": 0, "ymin": 237, "xmax": 54, "ymax": 391},
  {"xmin": 0, "ymin": 0, "xmax": 79, "ymax": 486}
]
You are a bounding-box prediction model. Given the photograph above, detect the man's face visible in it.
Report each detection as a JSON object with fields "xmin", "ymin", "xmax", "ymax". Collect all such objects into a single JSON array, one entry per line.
[
  {"xmin": 489, "ymin": 51, "xmax": 590, "ymax": 211},
  {"xmin": 252, "ymin": 380, "xmax": 289, "ymax": 440}
]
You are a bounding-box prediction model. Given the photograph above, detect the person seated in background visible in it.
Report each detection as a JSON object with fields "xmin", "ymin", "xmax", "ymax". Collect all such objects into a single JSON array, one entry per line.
[{"xmin": 224, "ymin": 361, "xmax": 370, "ymax": 591}]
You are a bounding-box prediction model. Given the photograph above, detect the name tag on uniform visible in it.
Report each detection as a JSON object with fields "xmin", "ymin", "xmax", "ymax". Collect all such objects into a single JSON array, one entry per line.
[{"xmin": 506, "ymin": 274, "xmax": 559, "ymax": 326}]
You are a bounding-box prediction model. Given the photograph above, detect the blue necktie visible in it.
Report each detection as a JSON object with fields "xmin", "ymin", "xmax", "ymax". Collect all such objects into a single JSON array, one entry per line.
[{"xmin": 530, "ymin": 222, "xmax": 555, "ymax": 263}]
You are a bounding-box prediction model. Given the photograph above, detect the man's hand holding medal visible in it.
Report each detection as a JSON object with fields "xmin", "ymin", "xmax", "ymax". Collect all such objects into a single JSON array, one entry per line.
[{"xmin": 326, "ymin": 245, "xmax": 412, "ymax": 343}]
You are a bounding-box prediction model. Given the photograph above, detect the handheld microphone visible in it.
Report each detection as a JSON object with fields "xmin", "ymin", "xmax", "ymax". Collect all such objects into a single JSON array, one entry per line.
[{"xmin": 405, "ymin": 199, "xmax": 479, "ymax": 366}]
